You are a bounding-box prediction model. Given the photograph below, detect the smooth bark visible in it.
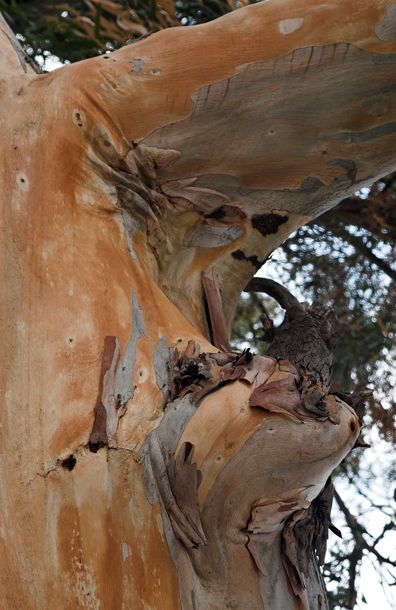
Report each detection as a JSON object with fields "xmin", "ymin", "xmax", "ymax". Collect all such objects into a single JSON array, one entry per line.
[{"xmin": 0, "ymin": 1, "xmax": 395, "ymax": 608}]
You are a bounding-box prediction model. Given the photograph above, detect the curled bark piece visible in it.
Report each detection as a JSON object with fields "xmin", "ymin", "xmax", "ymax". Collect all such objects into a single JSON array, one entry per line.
[
  {"xmin": 246, "ymin": 491, "xmax": 312, "ymax": 583},
  {"xmin": 281, "ymin": 478, "xmax": 336, "ymax": 602},
  {"xmin": 321, "ymin": 395, "xmax": 341, "ymax": 425},
  {"xmin": 169, "ymin": 340, "xmax": 222, "ymax": 400},
  {"xmin": 144, "ymin": 413, "xmax": 206, "ymax": 549},
  {"xmin": 248, "ymin": 493, "xmax": 311, "ymax": 536},
  {"xmin": 170, "ymin": 342, "xmax": 277, "ymax": 403},
  {"xmin": 171, "ymin": 341, "xmax": 343, "ymax": 427},
  {"xmin": 249, "ymin": 366, "xmax": 305, "ymax": 422}
]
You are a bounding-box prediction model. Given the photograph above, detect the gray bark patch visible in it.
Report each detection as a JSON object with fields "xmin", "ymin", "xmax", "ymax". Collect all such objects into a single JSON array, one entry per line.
[
  {"xmin": 115, "ymin": 293, "xmax": 146, "ymax": 406},
  {"xmin": 336, "ymin": 121, "xmax": 396, "ymax": 143},
  {"xmin": 299, "ymin": 177, "xmax": 323, "ymax": 192},
  {"xmin": 121, "ymin": 209, "xmax": 138, "ymax": 260},
  {"xmin": 184, "ymin": 224, "xmax": 243, "ymax": 248},
  {"xmin": 131, "ymin": 58, "xmax": 144, "ymax": 72},
  {"xmin": 141, "ymin": 394, "xmax": 203, "ymax": 557},
  {"xmin": 278, "ymin": 18, "xmax": 304, "ymax": 35},
  {"xmin": 153, "ymin": 337, "xmax": 171, "ymax": 400},
  {"xmin": 327, "ymin": 158, "xmax": 357, "ymax": 183},
  {"xmin": 375, "ymin": 5, "xmax": 396, "ymax": 41}
]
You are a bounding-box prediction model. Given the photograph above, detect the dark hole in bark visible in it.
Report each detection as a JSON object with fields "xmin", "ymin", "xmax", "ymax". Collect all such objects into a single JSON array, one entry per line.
[
  {"xmin": 206, "ymin": 206, "xmax": 226, "ymax": 219},
  {"xmin": 231, "ymin": 249, "xmax": 263, "ymax": 270},
  {"xmin": 184, "ymin": 441, "xmax": 194, "ymax": 462},
  {"xmin": 251, "ymin": 213, "xmax": 288, "ymax": 236},
  {"xmin": 88, "ymin": 441, "xmax": 105, "ymax": 453},
  {"xmin": 75, "ymin": 112, "xmax": 83, "ymax": 127},
  {"xmin": 350, "ymin": 420, "xmax": 357, "ymax": 433},
  {"xmin": 61, "ymin": 454, "xmax": 76, "ymax": 471}
]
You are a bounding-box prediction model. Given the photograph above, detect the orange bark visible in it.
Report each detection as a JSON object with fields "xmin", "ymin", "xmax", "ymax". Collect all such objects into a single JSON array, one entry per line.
[{"xmin": 0, "ymin": 1, "xmax": 395, "ymax": 608}]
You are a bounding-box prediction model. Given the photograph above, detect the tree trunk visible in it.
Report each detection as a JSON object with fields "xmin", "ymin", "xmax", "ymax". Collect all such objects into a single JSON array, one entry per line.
[{"xmin": 0, "ymin": 1, "xmax": 395, "ymax": 608}]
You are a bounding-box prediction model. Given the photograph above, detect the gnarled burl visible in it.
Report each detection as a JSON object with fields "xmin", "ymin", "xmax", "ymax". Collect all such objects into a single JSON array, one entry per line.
[{"xmin": 0, "ymin": 1, "xmax": 395, "ymax": 609}]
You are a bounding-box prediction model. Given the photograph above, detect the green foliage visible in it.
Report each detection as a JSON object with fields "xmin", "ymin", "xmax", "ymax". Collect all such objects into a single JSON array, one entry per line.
[
  {"xmin": 280, "ymin": 221, "xmax": 395, "ymax": 393},
  {"xmin": 0, "ymin": 1, "xmax": 99, "ymax": 64},
  {"xmin": 0, "ymin": 0, "xmax": 249, "ymax": 65}
]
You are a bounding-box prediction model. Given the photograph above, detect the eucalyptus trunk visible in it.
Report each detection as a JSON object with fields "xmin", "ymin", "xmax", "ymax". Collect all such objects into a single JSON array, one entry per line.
[{"xmin": 1, "ymin": 1, "xmax": 395, "ymax": 609}]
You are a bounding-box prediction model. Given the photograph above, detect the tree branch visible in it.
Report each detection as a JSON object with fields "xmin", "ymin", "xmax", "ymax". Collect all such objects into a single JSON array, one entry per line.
[
  {"xmin": 334, "ymin": 489, "xmax": 396, "ymax": 568},
  {"xmin": 244, "ymin": 278, "xmax": 303, "ymax": 312},
  {"xmin": 57, "ymin": 0, "xmax": 396, "ymax": 328},
  {"xmin": 328, "ymin": 193, "xmax": 396, "ymax": 244}
]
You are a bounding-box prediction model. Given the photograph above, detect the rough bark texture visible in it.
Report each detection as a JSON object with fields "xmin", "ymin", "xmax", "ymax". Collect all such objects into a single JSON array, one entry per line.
[{"xmin": 0, "ymin": 1, "xmax": 395, "ymax": 609}]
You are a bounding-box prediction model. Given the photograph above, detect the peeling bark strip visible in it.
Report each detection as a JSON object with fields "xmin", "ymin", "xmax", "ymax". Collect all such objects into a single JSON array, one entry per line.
[
  {"xmin": 169, "ymin": 341, "xmax": 277, "ymax": 404},
  {"xmin": 142, "ymin": 399, "xmax": 207, "ymax": 550},
  {"xmin": 143, "ymin": 341, "xmax": 352, "ymax": 552},
  {"xmin": 170, "ymin": 341, "xmax": 342, "ymax": 424},
  {"xmin": 201, "ymin": 269, "xmax": 230, "ymax": 351},
  {"xmin": 89, "ymin": 336, "xmax": 120, "ymax": 451},
  {"xmin": 169, "ymin": 442, "xmax": 207, "ymax": 547},
  {"xmin": 281, "ymin": 478, "xmax": 336, "ymax": 607},
  {"xmin": 143, "ymin": 339, "xmax": 359, "ymax": 609}
]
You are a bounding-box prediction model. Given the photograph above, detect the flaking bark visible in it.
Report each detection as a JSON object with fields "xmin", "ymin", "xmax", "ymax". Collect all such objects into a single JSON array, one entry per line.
[{"xmin": 0, "ymin": 1, "xmax": 394, "ymax": 608}]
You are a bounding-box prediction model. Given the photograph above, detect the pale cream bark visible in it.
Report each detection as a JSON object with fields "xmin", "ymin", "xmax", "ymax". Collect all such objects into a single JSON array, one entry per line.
[{"xmin": 0, "ymin": 1, "xmax": 395, "ymax": 609}]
